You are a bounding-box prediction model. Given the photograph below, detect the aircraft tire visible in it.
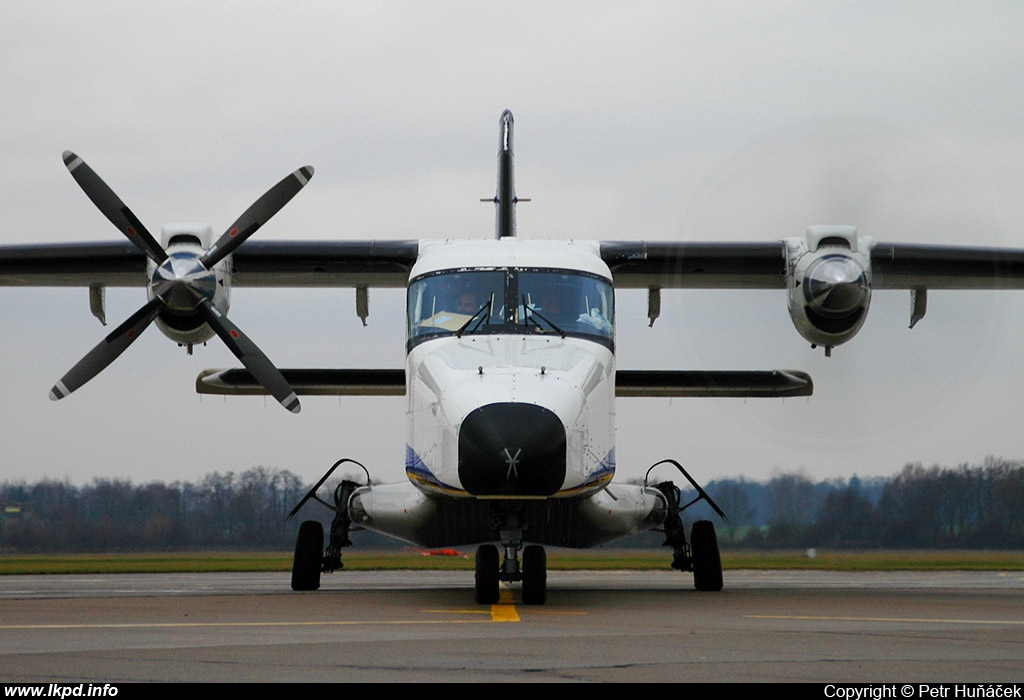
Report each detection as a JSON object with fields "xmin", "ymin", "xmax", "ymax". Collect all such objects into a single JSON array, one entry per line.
[
  {"xmin": 521, "ymin": 544, "xmax": 547, "ymax": 605},
  {"xmin": 475, "ymin": 544, "xmax": 500, "ymax": 604},
  {"xmin": 291, "ymin": 520, "xmax": 324, "ymax": 591},
  {"xmin": 691, "ymin": 520, "xmax": 723, "ymax": 591}
]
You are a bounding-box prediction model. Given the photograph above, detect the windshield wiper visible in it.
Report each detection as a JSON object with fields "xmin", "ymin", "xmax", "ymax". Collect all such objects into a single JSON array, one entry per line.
[
  {"xmin": 456, "ymin": 293, "xmax": 495, "ymax": 337},
  {"xmin": 521, "ymin": 295, "xmax": 567, "ymax": 338}
]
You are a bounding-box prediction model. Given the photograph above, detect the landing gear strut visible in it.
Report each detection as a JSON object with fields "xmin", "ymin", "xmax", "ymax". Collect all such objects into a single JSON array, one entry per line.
[
  {"xmin": 648, "ymin": 459, "xmax": 727, "ymax": 592},
  {"xmin": 474, "ymin": 505, "xmax": 547, "ymax": 605},
  {"xmin": 286, "ymin": 459, "xmax": 369, "ymax": 591}
]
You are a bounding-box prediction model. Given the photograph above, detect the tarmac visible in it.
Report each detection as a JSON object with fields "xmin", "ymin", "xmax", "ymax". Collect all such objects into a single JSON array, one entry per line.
[{"xmin": 1, "ymin": 569, "xmax": 1022, "ymax": 682}]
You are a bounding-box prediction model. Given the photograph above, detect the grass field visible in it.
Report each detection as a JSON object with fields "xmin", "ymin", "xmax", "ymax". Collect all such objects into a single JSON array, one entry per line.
[{"xmin": 1, "ymin": 549, "xmax": 1023, "ymax": 575}]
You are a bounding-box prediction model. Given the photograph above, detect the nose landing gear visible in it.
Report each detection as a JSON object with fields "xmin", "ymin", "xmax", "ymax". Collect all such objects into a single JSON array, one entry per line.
[
  {"xmin": 521, "ymin": 544, "xmax": 547, "ymax": 605},
  {"xmin": 475, "ymin": 507, "xmax": 548, "ymax": 605},
  {"xmin": 474, "ymin": 543, "xmax": 500, "ymax": 604},
  {"xmin": 474, "ymin": 542, "xmax": 548, "ymax": 605}
]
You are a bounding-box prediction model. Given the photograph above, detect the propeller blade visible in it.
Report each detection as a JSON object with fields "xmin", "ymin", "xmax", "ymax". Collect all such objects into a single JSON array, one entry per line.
[
  {"xmin": 197, "ymin": 301, "xmax": 301, "ymax": 413},
  {"xmin": 49, "ymin": 297, "xmax": 162, "ymax": 401},
  {"xmin": 200, "ymin": 166, "xmax": 314, "ymax": 269},
  {"xmin": 62, "ymin": 151, "xmax": 168, "ymax": 264}
]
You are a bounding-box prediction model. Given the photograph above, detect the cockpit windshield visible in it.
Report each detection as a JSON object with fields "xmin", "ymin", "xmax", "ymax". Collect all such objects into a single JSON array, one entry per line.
[
  {"xmin": 408, "ymin": 270, "xmax": 505, "ymax": 338},
  {"xmin": 408, "ymin": 268, "xmax": 614, "ymax": 348},
  {"xmin": 518, "ymin": 271, "xmax": 614, "ymax": 337}
]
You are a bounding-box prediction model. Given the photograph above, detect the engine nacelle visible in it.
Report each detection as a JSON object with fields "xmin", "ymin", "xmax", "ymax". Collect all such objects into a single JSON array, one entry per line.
[
  {"xmin": 785, "ymin": 226, "xmax": 873, "ymax": 354},
  {"xmin": 147, "ymin": 224, "xmax": 232, "ymax": 347}
]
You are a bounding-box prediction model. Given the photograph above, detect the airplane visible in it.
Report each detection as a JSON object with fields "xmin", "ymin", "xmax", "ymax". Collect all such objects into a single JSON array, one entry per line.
[{"xmin": 4, "ymin": 110, "xmax": 1024, "ymax": 605}]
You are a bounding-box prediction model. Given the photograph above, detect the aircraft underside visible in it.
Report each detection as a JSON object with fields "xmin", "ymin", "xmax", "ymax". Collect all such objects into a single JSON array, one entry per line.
[
  {"xmin": 287, "ymin": 457, "xmax": 726, "ymax": 605},
  {"xmin": 350, "ymin": 481, "xmax": 666, "ymax": 550}
]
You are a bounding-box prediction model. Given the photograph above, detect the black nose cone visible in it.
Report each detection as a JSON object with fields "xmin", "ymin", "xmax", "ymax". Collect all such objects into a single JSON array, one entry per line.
[{"xmin": 458, "ymin": 402, "xmax": 566, "ymax": 496}]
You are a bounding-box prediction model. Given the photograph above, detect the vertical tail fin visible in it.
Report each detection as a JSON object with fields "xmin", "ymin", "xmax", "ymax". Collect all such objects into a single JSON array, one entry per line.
[{"xmin": 493, "ymin": 110, "xmax": 518, "ymax": 238}]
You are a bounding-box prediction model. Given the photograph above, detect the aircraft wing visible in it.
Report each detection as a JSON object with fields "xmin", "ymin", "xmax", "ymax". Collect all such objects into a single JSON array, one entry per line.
[
  {"xmin": 0, "ymin": 239, "xmax": 420, "ymax": 410},
  {"xmin": 9, "ymin": 238, "xmax": 1024, "ymax": 290},
  {"xmin": 601, "ymin": 235, "xmax": 1024, "ymax": 348},
  {"xmin": 600, "ymin": 240, "xmax": 1024, "ymax": 290},
  {"xmin": 0, "ymin": 241, "xmax": 148, "ymax": 287},
  {"xmin": 869, "ymin": 243, "xmax": 1024, "ymax": 290},
  {"xmin": 0, "ymin": 240, "xmax": 420, "ymax": 288},
  {"xmin": 226, "ymin": 240, "xmax": 419, "ymax": 288},
  {"xmin": 600, "ymin": 241, "xmax": 788, "ymax": 290}
]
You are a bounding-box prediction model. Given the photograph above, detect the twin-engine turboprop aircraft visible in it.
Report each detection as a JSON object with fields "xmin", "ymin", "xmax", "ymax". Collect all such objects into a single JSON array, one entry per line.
[{"xmin": 4, "ymin": 111, "xmax": 1024, "ymax": 605}]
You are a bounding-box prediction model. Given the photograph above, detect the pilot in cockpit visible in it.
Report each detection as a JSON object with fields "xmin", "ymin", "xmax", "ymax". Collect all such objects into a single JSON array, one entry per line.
[{"xmin": 456, "ymin": 290, "xmax": 480, "ymax": 314}]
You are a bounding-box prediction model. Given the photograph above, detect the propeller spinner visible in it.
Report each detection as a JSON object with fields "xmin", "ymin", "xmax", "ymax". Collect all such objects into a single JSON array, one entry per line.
[{"xmin": 51, "ymin": 152, "xmax": 313, "ymax": 413}]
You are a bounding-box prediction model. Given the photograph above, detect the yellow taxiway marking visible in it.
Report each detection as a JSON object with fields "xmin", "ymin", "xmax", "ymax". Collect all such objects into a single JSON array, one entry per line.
[
  {"xmin": 750, "ymin": 614, "xmax": 1024, "ymax": 625},
  {"xmin": 490, "ymin": 587, "xmax": 520, "ymax": 622},
  {"xmin": 424, "ymin": 585, "xmax": 523, "ymax": 621},
  {"xmin": 428, "ymin": 587, "xmax": 590, "ymax": 621}
]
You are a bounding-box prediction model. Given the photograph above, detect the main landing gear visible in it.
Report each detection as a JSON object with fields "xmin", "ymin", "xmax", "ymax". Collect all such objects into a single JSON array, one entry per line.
[
  {"xmin": 287, "ymin": 459, "xmax": 367, "ymax": 591},
  {"xmin": 648, "ymin": 459, "xmax": 727, "ymax": 592},
  {"xmin": 475, "ymin": 507, "xmax": 547, "ymax": 605}
]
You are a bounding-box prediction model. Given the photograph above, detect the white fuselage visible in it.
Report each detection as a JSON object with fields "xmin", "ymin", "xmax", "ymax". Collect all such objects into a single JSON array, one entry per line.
[
  {"xmin": 406, "ymin": 334, "xmax": 615, "ymax": 497},
  {"xmin": 347, "ymin": 238, "xmax": 668, "ymax": 549},
  {"xmin": 403, "ymin": 239, "xmax": 616, "ymax": 499}
]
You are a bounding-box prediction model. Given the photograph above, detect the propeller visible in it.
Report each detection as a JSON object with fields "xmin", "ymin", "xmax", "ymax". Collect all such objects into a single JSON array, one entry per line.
[
  {"xmin": 51, "ymin": 152, "xmax": 313, "ymax": 413},
  {"xmin": 49, "ymin": 298, "xmax": 162, "ymax": 402},
  {"xmin": 62, "ymin": 152, "xmax": 167, "ymax": 265}
]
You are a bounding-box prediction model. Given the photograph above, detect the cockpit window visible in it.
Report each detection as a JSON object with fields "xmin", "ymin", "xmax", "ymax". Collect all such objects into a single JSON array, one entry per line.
[
  {"xmin": 408, "ymin": 270, "xmax": 505, "ymax": 339},
  {"xmin": 518, "ymin": 271, "xmax": 614, "ymax": 338},
  {"xmin": 407, "ymin": 268, "xmax": 614, "ymax": 348}
]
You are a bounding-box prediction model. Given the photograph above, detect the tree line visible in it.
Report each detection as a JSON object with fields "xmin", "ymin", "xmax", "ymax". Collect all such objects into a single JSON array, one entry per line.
[
  {"xmin": 685, "ymin": 456, "xmax": 1024, "ymax": 549},
  {"xmin": 0, "ymin": 467, "xmax": 310, "ymax": 552},
  {"xmin": 1, "ymin": 458, "xmax": 1022, "ymax": 552}
]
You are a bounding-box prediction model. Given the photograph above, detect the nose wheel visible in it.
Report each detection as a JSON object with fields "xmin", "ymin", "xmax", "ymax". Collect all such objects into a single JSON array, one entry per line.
[
  {"xmin": 474, "ymin": 542, "xmax": 547, "ymax": 605},
  {"xmin": 474, "ymin": 544, "xmax": 500, "ymax": 604},
  {"xmin": 521, "ymin": 544, "xmax": 547, "ymax": 605}
]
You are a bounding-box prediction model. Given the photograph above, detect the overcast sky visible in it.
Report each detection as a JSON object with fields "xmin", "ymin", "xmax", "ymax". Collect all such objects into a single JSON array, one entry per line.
[{"xmin": 2, "ymin": 2, "xmax": 1024, "ymax": 490}]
